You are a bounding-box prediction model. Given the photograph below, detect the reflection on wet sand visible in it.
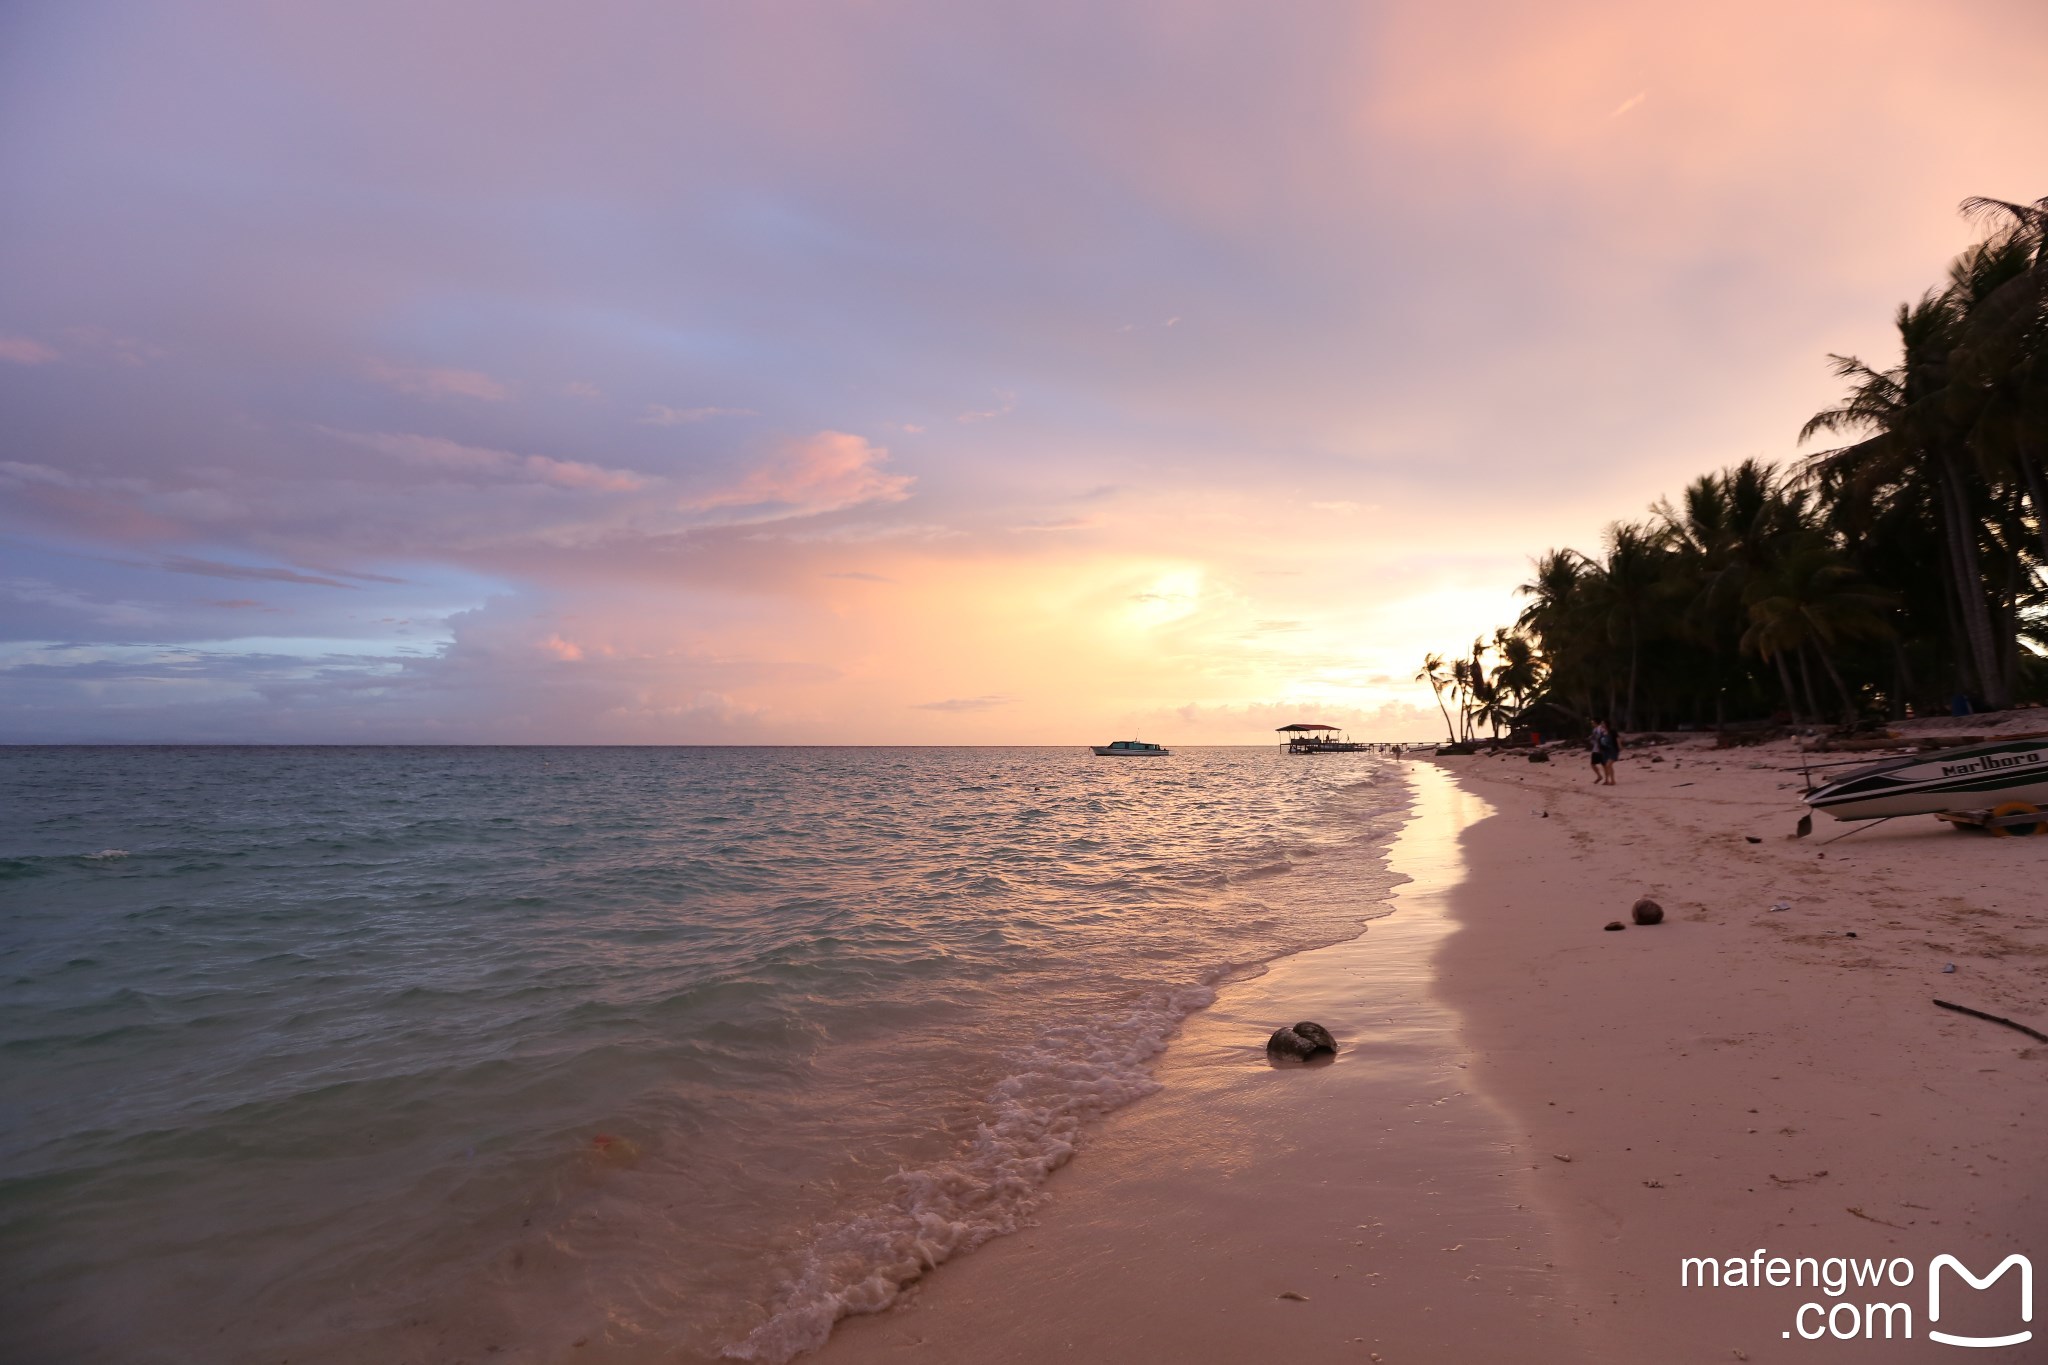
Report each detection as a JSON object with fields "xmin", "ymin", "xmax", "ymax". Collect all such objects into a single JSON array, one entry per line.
[{"xmin": 820, "ymin": 761, "xmax": 1578, "ymax": 1365}]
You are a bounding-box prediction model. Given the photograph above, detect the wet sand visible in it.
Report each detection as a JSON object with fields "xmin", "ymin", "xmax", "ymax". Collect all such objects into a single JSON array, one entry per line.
[{"xmin": 815, "ymin": 762, "xmax": 1578, "ymax": 1364}]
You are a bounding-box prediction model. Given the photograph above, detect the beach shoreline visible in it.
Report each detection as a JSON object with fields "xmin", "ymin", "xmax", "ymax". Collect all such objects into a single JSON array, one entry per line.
[
  {"xmin": 805, "ymin": 736, "xmax": 2045, "ymax": 1363},
  {"xmin": 811, "ymin": 761, "xmax": 1580, "ymax": 1364}
]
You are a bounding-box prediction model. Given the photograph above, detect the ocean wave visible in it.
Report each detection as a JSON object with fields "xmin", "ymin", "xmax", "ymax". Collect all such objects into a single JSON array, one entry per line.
[
  {"xmin": 0, "ymin": 849, "xmax": 132, "ymax": 879},
  {"xmin": 724, "ymin": 980, "xmax": 1217, "ymax": 1363},
  {"xmin": 0, "ymin": 745, "xmax": 1414, "ymax": 1365}
]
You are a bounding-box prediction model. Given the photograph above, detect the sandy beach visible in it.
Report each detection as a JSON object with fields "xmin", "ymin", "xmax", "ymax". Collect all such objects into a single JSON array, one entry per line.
[
  {"xmin": 1435, "ymin": 727, "xmax": 2045, "ymax": 1361},
  {"xmin": 811, "ymin": 734, "xmax": 2046, "ymax": 1363}
]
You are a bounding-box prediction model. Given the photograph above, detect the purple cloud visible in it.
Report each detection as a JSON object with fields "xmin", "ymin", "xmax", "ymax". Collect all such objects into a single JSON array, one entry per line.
[
  {"xmin": 154, "ymin": 556, "xmax": 359, "ymax": 588},
  {"xmin": 364, "ymin": 358, "xmax": 508, "ymax": 401}
]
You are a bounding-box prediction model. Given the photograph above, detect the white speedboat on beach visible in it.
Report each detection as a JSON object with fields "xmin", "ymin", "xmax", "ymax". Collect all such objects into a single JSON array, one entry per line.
[
  {"xmin": 1091, "ymin": 739, "xmax": 1170, "ymax": 756},
  {"xmin": 1803, "ymin": 736, "xmax": 2048, "ymax": 821}
]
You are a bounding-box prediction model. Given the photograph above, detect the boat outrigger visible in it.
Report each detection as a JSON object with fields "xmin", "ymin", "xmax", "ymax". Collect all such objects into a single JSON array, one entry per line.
[
  {"xmin": 1803, "ymin": 735, "xmax": 2048, "ymax": 834},
  {"xmin": 1092, "ymin": 739, "xmax": 1170, "ymax": 757},
  {"xmin": 1277, "ymin": 723, "xmax": 1368, "ymax": 754}
]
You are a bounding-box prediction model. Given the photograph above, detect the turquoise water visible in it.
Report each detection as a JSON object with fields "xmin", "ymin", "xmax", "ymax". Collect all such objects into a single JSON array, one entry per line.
[{"xmin": 0, "ymin": 746, "xmax": 1407, "ymax": 1364}]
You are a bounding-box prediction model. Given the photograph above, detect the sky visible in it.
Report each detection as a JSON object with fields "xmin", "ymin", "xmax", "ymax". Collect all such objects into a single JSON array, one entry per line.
[{"xmin": 2, "ymin": 0, "xmax": 2045, "ymax": 744}]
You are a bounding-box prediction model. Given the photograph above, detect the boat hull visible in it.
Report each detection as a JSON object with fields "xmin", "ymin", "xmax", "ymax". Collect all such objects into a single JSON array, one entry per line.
[
  {"xmin": 1092, "ymin": 745, "xmax": 1169, "ymax": 756},
  {"xmin": 1805, "ymin": 738, "xmax": 2048, "ymax": 821}
]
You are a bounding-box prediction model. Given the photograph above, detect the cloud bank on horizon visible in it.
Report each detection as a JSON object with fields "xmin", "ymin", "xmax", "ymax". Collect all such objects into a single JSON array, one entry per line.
[{"xmin": 2, "ymin": 0, "xmax": 2044, "ymax": 742}]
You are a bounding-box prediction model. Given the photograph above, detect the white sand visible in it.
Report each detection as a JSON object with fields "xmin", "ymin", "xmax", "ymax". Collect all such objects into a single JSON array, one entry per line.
[{"xmin": 1436, "ymin": 730, "xmax": 2045, "ymax": 1360}]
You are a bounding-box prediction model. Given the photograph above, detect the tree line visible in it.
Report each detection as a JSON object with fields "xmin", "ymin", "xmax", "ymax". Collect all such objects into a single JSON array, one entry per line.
[{"xmin": 1419, "ymin": 194, "xmax": 2048, "ymax": 741}]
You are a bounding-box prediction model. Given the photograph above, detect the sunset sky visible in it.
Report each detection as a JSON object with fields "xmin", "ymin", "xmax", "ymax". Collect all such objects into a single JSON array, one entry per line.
[{"xmin": 3, "ymin": 0, "xmax": 2045, "ymax": 743}]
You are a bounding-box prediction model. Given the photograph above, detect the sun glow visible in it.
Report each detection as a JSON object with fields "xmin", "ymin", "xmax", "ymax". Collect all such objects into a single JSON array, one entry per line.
[{"xmin": 1125, "ymin": 568, "xmax": 1205, "ymax": 628}]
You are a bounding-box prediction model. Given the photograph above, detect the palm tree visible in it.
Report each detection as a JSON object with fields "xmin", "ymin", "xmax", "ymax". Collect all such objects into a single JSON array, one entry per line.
[
  {"xmin": 1517, "ymin": 550, "xmax": 1592, "ymax": 719},
  {"xmin": 1414, "ymin": 652, "xmax": 1456, "ymax": 743},
  {"xmin": 1449, "ymin": 655, "xmax": 1475, "ymax": 739},
  {"xmin": 1952, "ymin": 196, "xmax": 2048, "ymax": 568},
  {"xmin": 1801, "ymin": 292, "xmax": 2014, "ymax": 708},
  {"xmin": 1739, "ymin": 539, "xmax": 1896, "ymax": 724},
  {"xmin": 1461, "ymin": 636, "xmax": 1496, "ymax": 737},
  {"xmin": 1444, "ymin": 190, "xmax": 2044, "ymax": 729},
  {"xmin": 1516, "ymin": 550, "xmax": 1588, "ymax": 634},
  {"xmin": 1490, "ymin": 628, "xmax": 1543, "ymax": 727},
  {"xmin": 1657, "ymin": 460, "xmax": 1803, "ymax": 726},
  {"xmin": 1591, "ymin": 521, "xmax": 1668, "ymax": 729}
]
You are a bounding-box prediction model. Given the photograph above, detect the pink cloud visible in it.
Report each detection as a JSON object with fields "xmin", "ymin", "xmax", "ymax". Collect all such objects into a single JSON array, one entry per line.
[
  {"xmin": 337, "ymin": 430, "xmax": 646, "ymax": 491},
  {"xmin": 364, "ymin": 358, "xmax": 509, "ymax": 400},
  {"xmin": 686, "ymin": 431, "xmax": 912, "ymax": 515},
  {"xmin": 523, "ymin": 455, "xmax": 644, "ymax": 491},
  {"xmin": 62, "ymin": 326, "xmax": 162, "ymax": 365},
  {"xmin": 564, "ymin": 380, "xmax": 604, "ymax": 398},
  {"xmin": 344, "ymin": 430, "xmax": 503, "ymax": 472},
  {"xmin": 641, "ymin": 403, "xmax": 756, "ymax": 425},
  {"xmin": 956, "ymin": 391, "xmax": 1016, "ymax": 424},
  {"xmin": 0, "ymin": 336, "xmax": 60, "ymax": 364}
]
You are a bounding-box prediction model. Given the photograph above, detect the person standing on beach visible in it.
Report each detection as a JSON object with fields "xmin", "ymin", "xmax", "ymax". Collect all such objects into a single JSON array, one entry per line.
[{"xmin": 1589, "ymin": 719, "xmax": 1619, "ymax": 785}]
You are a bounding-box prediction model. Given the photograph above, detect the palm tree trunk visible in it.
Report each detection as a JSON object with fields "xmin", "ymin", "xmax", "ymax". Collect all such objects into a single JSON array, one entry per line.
[
  {"xmin": 1999, "ymin": 540, "xmax": 2025, "ymax": 706},
  {"xmin": 1936, "ymin": 456, "xmax": 2010, "ymax": 707},
  {"xmin": 1774, "ymin": 651, "xmax": 1801, "ymax": 724},
  {"xmin": 2020, "ymin": 450, "xmax": 2048, "ymax": 569},
  {"xmin": 1625, "ymin": 627, "xmax": 1640, "ymax": 731},
  {"xmin": 1795, "ymin": 644, "xmax": 1824, "ymax": 722},
  {"xmin": 1814, "ymin": 639, "xmax": 1856, "ymax": 724},
  {"xmin": 1938, "ymin": 572, "xmax": 1971, "ymax": 702}
]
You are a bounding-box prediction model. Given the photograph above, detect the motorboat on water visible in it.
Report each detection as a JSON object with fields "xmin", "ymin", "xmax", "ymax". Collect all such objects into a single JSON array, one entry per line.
[
  {"xmin": 1803, "ymin": 735, "xmax": 2048, "ymax": 823},
  {"xmin": 1092, "ymin": 739, "xmax": 1170, "ymax": 756},
  {"xmin": 1277, "ymin": 723, "xmax": 1368, "ymax": 754}
]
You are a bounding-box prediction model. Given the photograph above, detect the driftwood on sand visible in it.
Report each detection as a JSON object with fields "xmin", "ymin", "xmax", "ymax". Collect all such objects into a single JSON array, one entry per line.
[{"xmin": 1933, "ymin": 998, "xmax": 2048, "ymax": 1044}]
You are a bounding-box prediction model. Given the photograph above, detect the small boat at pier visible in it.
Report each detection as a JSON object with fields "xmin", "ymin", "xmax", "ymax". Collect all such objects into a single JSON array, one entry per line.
[
  {"xmin": 1277, "ymin": 723, "xmax": 1368, "ymax": 754},
  {"xmin": 1092, "ymin": 739, "xmax": 1170, "ymax": 756}
]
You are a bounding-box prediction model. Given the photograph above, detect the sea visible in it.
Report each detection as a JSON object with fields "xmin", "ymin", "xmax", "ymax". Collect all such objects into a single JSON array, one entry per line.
[{"xmin": 0, "ymin": 746, "xmax": 1411, "ymax": 1364}]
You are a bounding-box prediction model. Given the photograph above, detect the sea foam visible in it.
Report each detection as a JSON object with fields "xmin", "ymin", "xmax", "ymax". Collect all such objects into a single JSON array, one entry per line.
[{"xmin": 727, "ymin": 980, "xmax": 1217, "ymax": 1362}]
